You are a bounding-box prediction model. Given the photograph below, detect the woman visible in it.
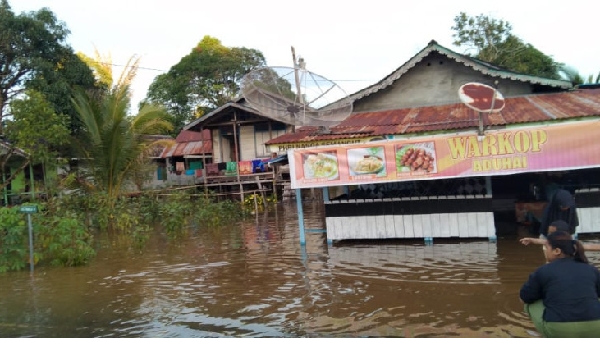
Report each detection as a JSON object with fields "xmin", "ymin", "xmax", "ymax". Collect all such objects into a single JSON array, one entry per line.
[
  {"xmin": 539, "ymin": 189, "xmax": 578, "ymax": 237},
  {"xmin": 520, "ymin": 231, "xmax": 600, "ymax": 337}
]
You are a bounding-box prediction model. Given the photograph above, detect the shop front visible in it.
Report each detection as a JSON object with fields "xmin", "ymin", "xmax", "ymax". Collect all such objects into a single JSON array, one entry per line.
[{"xmin": 287, "ymin": 120, "xmax": 600, "ymax": 243}]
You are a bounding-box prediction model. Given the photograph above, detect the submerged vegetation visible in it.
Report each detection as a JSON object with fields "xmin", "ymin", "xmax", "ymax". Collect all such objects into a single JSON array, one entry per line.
[{"xmin": 0, "ymin": 190, "xmax": 250, "ymax": 272}]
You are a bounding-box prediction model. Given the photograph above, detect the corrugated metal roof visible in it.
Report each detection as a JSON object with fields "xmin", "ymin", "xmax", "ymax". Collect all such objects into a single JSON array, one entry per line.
[
  {"xmin": 160, "ymin": 140, "xmax": 212, "ymax": 158},
  {"xmin": 349, "ymin": 40, "xmax": 572, "ymax": 102},
  {"xmin": 266, "ymin": 88, "xmax": 600, "ymax": 145},
  {"xmin": 175, "ymin": 129, "xmax": 210, "ymax": 143}
]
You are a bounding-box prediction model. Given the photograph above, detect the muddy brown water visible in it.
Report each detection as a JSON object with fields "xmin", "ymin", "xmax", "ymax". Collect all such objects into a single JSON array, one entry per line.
[{"xmin": 1, "ymin": 202, "xmax": 599, "ymax": 337}]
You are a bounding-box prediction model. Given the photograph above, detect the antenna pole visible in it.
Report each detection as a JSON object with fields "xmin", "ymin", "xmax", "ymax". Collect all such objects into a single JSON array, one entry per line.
[{"xmin": 291, "ymin": 46, "xmax": 303, "ymax": 133}]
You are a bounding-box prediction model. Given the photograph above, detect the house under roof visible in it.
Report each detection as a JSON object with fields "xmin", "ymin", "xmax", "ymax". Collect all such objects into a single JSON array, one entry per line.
[
  {"xmin": 266, "ymin": 88, "xmax": 600, "ymax": 145},
  {"xmin": 349, "ymin": 40, "xmax": 573, "ymax": 113}
]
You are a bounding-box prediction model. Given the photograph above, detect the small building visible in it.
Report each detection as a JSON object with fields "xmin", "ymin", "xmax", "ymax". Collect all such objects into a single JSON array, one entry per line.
[
  {"xmin": 171, "ymin": 98, "xmax": 294, "ymax": 200},
  {"xmin": 265, "ymin": 40, "xmax": 600, "ymax": 243},
  {"xmin": 157, "ymin": 130, "xmax": 211, "ymax": 187}
]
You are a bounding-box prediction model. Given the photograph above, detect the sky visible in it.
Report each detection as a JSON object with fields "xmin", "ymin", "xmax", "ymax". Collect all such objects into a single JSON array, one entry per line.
[{"xmin": 13, "ymin": 0, "xmax": 599, "ymax": 112}]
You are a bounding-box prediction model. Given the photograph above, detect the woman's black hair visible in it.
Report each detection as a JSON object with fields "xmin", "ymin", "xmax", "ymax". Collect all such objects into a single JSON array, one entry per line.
[{"xmin": 546, "ymin": 231, "xmax": 588, "ymax": 263}]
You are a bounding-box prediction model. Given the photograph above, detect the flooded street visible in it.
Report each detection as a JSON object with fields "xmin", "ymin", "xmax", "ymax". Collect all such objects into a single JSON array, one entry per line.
[{"xmin": 1, "ymin": 202, "xmax": 600, "ymax": 337}]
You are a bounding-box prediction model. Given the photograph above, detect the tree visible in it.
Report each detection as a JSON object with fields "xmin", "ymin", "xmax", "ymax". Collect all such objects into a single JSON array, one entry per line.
[
  {"xmin": 3, "ymin": 90, "xmax": 71, "ymax": 195},
  {"xmin": 0, "ymin": 1, "xmax": 96, "ymax": 134},
  {"xmin": 558, "ymin": 66, "xmax": 600, "ymax": 86},
  {"xmin": 145, "ymin": 36, "xmax": 267, "ymax": 132},
  {"xmin": 5, "ymin": 90, "xmax": 70, "ymax": 162},
  {"xmin": 451, "ymin": 12, "xmax": 563, "ymax": 80},
  {"xmin": 72, "ymin": 55, "xmax": 173, "ymax": 204}
]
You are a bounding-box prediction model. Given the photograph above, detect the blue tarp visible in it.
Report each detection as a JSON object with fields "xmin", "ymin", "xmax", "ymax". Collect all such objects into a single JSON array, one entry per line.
[{"xmin": 267, "ymin": 154, "xmax": 288, "ymax": 165}]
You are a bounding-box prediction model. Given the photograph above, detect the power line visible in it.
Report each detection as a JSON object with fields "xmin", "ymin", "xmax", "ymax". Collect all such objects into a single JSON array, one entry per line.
[{"xmin": 103, "ymin": 62, "xmax": 377, "ymax": 82}]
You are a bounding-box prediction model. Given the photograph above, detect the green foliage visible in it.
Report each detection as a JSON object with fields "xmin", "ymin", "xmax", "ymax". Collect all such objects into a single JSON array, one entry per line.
[
  {"xmin": 36, "ymin": 215, "xmax": 95, "ymax": 267},
  {"xmin": 195, "ymin": 198, "xmax": 247, "ymax": 227},
  {"xmin": 71, "ymin": 73, "xmax": 173, "ymax": 207},
  {"xmin": 452, "ymin": 12, "xmax": 512, "ymax": 55},
  {"xmin": 451, "ymin": 12, "xmax": 562, "ymax": 80},
  {"xmin": 0, "ymin": 207, "xmax": 28, "ymax": 272},
  {"xmin": 6, "ymin": 90, "xmax": 70, "ymax": 164},
  {"xmin": 242, "ymin": 193, "xmax": 277, "ymax": 213},
  {"xmin": 0, "ymin": 1, "xmax": 96, "ymax": 134},
  {"xmin": 0, "ymin": 187, "xmax": 249, "ymax": 272},
  {"xmin": 145, "ymin": 35, "xmax": 267, "ymax": 132},
  {"xmin": 157, "ymin": 191, "xmax": 193, "ymax": 238}
]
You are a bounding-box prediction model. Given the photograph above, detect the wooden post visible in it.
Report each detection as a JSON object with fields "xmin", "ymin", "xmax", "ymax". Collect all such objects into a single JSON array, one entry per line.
[
  {"xmin": 255, "ymin": 175, "xmax": 267, "ymax": 211},
  {"xmin": 201, "ymin": 126, "xmax": 208, "ymax": 198},
  {"xmin": 253, "ymin": 191, "xmax": 258, "ymax": 213},
  {"xmin": 232, "ymin": 111, "xmax": 244, "ymax": 202}
]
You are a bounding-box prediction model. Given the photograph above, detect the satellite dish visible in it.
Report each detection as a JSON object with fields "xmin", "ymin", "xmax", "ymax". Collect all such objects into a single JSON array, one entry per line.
[
  {"xmin": 240, "ymin": 66, "xmax": 353, "ymax": 129},
  {"xmin": 458, "ymin": 82, "xmax": 505, "ymax": 113}
]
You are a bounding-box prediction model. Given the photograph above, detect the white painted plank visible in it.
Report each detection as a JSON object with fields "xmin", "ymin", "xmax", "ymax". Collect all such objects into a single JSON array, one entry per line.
[
  {"xmin": 592, "ymin": 208, "xmax": 600, "ymax": 233},
  {"xmin": 431, "ymin": 213, "xmax": 443, "ymax": 237},
  {"xmin": 346, "ymin": 216, "xmax": 360, "ymax": 240},
  {"xmin": 413, "ymin": 214, "xmax": 424, "ymax": 238},
  {"xmin": 375, "ymin": 215, "xmax": 386, "ymax": 239},
  {"xmin": 467, "ymin": 213, "xmax": 479, "ymax": 237},
  {"xmin": 476, "ymin": 212, "xmax": 488, "ymax": 238},
  {"xmin": 582, "ymin": 208, "xmax": 590, "ymax": 233},
  {"xmin": 421, "ymin": 214, "xmax": 433, "ymax": 238},
  {"xmin": 384, "ymin": 215, "xmax": 396, "ymax": 238},
  {"xmin": 359, "ymin": 216, "xmax": 370, "ymax": 239},
  {"xmin": 393, "ymin": 215, "xmax": 405, "ymax": 238},
  {"xmin": 439, "ymin": 213, "xmax": 451, "ymax": 237},
  {"xmin": 458, "ymin": 213, "xmax": 469, "ymax": 238},
  {"xmin": 404, "ymin": 215, "xmax": 415, "ymax": 238},
  {"xmin": 448, "ymin": 213, "xmax": 460, "ymax": 237}
]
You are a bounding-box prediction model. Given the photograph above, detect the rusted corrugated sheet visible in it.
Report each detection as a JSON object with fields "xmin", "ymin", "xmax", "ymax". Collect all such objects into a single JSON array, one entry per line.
[
  {"xmin": 266, "ymin": 88, "xmax": 600, "ymax": 144},
  {"xmin": 175, "ymin": 129, "xmax": 210, "ymax": 143},
  {"xmin": 160, "ymin": 140, "xmax": 212, "ymax": 158}
]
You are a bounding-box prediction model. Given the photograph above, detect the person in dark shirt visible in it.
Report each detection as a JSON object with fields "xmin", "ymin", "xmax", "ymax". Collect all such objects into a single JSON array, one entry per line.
[
  {"xmin": 539, "ymin": 189, "xmax": 578, "ymax": 237},
  {"xmin": 520, "ymin": 231, "xmax": 600, "ymax": 337}
]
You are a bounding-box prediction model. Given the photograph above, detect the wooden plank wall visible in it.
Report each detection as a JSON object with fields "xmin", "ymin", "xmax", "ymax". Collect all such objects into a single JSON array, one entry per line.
[
  {"xmin": 239, "ymin": 126, "xmax": 256, "ymax": 160},
  {"xmin": 575, "ymin": 188, "xmax": 600, "ymax": 234},
  {"xmin": 326, "ymin": 212, "xmax": 495, "ymax": 241}
]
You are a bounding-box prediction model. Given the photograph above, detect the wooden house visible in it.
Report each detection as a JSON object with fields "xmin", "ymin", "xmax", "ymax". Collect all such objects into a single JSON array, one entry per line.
[
  {"xmin": 156, "ymin": 130, "xmax": 211, "ymax": 187},
  {"xmin": 173, "ymin": 98, "xmax": 294, "ymax": 200}
]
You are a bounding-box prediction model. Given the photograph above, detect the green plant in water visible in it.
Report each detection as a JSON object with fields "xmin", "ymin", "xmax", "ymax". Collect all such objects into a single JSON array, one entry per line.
[
  {"xmin": 0, "ymin": 207, "xmax": 28, "ymax": 272},
  {"xmin": 37, "ymin": 215, "xmax": 96, "ymax": 267}
]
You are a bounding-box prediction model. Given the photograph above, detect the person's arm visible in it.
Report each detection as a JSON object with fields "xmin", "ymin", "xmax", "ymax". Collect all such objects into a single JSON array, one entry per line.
[
  {"xmin": 582, "ymin": 243, "xmax": 600, "ymax": 251},
  {"xmin": 520, "ymin": 269, "xmax": 544, "ymax": 304},
  {"xmin": 520, "ymin": 237, "xmax": 546, "ymax": 246}
]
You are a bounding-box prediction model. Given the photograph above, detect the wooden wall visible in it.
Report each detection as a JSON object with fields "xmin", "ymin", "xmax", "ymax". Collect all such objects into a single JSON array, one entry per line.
[{"xmin": 324, "ymin": 196, "xmax": 496, "ymax": 241}]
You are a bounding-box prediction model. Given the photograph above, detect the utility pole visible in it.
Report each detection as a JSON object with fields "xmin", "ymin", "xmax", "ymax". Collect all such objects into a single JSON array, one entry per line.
[{"xmin": 291, "ymin": 46, "xmax": 305, "ymax": 134}]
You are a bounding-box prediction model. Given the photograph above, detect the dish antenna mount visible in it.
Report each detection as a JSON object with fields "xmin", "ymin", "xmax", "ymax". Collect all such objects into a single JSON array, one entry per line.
[{"xmin": 240, "ymin": 47, "xmax": 353, "ymax": 133}]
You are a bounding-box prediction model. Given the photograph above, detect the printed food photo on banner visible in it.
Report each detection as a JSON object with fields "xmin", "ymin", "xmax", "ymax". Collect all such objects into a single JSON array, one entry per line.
[
  {"xmin": 347, "ymin": 147, "xmax": 386, "ymax": 179},
  {"xmin": 396, "ymin": 142, "xmax": 438, "ymax": 175},
  {"xmin": 302, "ymin": 151, "xmax": 340, "ymax": 181}
]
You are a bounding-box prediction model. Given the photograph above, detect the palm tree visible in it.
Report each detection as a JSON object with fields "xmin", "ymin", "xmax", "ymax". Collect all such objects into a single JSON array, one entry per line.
[
  {"xmin": 559, "ymin": 66, "xmax": 600, "ymax": 86},
  {"xmin": 71, "ymin": 55, "xmax": 173, "ymax": 205}
]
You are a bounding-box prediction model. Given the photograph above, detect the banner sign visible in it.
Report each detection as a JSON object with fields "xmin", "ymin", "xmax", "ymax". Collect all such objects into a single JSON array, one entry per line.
[
  {"xmin": 288, "ymin": 120, "xmax": 600, "ymax": 189},
  {"xmin": 268, "ymin": 137, "xmax": 374, "ymax": 153}
]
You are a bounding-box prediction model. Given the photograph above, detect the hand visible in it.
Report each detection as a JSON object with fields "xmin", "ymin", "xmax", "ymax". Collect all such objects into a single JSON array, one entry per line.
[{"xmin": 520, "ymin": 238, "xmax": 535, "ymax": 245}]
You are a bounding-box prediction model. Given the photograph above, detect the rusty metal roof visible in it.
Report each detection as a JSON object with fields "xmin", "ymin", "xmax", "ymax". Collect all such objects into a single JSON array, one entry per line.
[
  {"xmin": 160, "ymin": 140, "xmax": 212, "ymax": 158},
  {"xmin": 266, "ymin": 88, "xmax": 600, "ymax": 144},
  {"xmin": 175, "ymin": 129, "xmax": 210, "ymax": 143}
]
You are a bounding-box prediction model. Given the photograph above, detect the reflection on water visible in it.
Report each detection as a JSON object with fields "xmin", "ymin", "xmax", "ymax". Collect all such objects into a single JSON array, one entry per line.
[{"xmin": 1, "ymin": 202, "xmax": 599, "ymax": 337}]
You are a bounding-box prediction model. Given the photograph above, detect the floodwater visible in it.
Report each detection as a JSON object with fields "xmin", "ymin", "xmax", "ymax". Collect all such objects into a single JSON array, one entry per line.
[{"xmin": 1, "ymin": 202, "xmax": 600, "ymax": 338}]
